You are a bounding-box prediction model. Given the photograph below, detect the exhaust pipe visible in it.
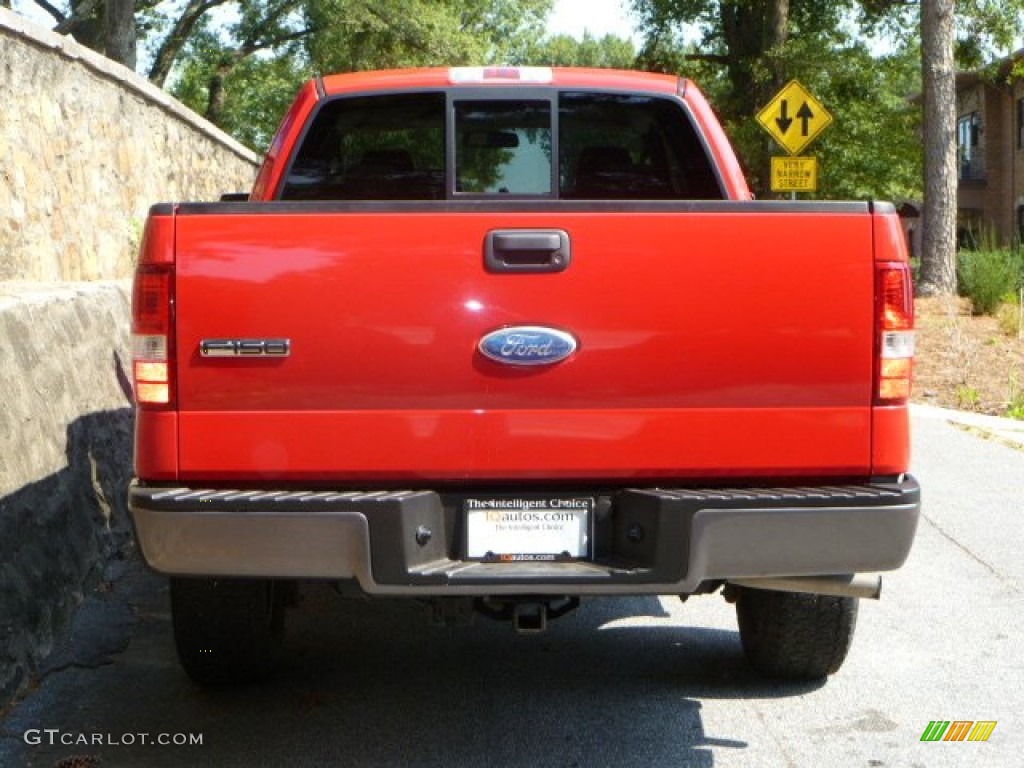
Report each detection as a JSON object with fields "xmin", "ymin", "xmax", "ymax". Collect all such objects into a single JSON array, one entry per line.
[{"xmin": 727, "ymin": 573, "xmax": 882, "ymax": 600}]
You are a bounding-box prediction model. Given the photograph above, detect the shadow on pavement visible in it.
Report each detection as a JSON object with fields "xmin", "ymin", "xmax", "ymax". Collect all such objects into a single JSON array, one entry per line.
[{"xmin": 2, "ymin": 568, "xmax": 824, "ymax": 768}]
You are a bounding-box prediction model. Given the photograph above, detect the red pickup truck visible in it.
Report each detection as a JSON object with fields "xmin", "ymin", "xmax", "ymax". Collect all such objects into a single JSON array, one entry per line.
[{"xmin": 128, "ymin": 67, "xmax": 919, "ymax": 685}]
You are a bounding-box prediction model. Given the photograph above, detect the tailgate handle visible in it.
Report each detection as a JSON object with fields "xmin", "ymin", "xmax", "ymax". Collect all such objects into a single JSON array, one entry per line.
[{"xmin": 485, "ymin": 230, "xmax": 571, "ymax": 273}]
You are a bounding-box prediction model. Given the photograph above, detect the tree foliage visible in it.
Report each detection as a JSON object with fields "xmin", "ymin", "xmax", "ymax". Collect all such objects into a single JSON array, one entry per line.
[
  {"xmin": 634, "ymin": 1, "xmax": 849, "ymax": 114},
  {"xmin": 812, "ymin": 41, "xmax": 921, "ymax": 202},
  {"xmin": 305, "ymin": 0, "xmax": 550, "ymax": 73},
  {"xmin": 527, "ymin": 32, "xmax": 637, "ymax": 69},
  {"xmin": 18, "ymin": 0, "xmax": 552, "ymax": 148},
  {"xmin": 171, "ymin": 28, "xmax": 307, "ymax": 149},
  {"xmin": 167, "ymin": 0, "xmax": 310, "ymax": 128},
  {"xmin": 166, "ymin": 0, "xmax": 553, "ymax": 149},
  {"xmin": 633, "ymin": 0, "xmax": 922, "ymax": 199}
]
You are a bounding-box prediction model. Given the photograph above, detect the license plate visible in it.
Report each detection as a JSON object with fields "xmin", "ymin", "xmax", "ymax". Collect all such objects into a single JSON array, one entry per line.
[{"xmin": 464, "ymin": 496, "xmax": 593, "ymax": 562}]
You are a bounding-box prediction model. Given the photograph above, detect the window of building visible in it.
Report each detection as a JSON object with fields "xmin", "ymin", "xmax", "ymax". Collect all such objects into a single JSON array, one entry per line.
[
  {"xmin": 957, "ymin": 112, "xmax": 981, "ymax": 180},
  {"xmin": 1018, "ymin": 98, "xmax": 1024, "ymax": 149}
]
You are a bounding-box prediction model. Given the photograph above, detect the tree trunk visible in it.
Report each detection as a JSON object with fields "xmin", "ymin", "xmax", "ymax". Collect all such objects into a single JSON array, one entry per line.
[
  {"xmin": 60, "ymin": 0, "xmax": 105, "ymax": 52},
  {"xmin": 764, "ymin": 0, "xmax": 790, "ymax": 195},
  {"xmin": 719, "ymin": 0, "xmax": 791, "ymax": 196},
  {"xmin": 205, "ymin": 66, "xmax": 230, "ymax": 126},
  {"xmin": 767, "ymin": 0, "xmax": 790, "ymax": 89},
  {"xmin": 718, "ymin": 1, "xmax": 762, "ymax": 111},
  {"xmin": 105, "ymin": 0, "xmax": 137, "ymax": 70},
  {"xmin": 919, "ymin": 0, "xmax": 958, "ymax": 296}
]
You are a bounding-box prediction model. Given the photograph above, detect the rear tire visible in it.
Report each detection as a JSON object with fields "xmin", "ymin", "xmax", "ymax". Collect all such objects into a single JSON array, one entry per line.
[
  {"xmin": 735, "ymin": 587, "xmax": 857, "ymax": 680},
  {"xmin": 170, "ymin": 577, "xmax": 286, "ymax": 685}
]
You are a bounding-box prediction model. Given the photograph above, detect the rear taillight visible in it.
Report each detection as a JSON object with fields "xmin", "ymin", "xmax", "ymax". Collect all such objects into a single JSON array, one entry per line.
[
  {"xmin": 875, "ymin": 263, "xmax": 914, "ymax": 404},
  {"xmin": 132, "ymin": 217, "xmax": 175, "ymax": 408}
]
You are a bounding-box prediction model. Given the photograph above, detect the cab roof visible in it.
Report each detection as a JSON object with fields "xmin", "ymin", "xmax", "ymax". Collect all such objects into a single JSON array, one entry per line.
[{"xmin": 319, "ymin": 67, "xmax": 684, "ymax": 97}]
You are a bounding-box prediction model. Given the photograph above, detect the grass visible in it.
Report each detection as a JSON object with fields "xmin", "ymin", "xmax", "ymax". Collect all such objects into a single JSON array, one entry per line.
[
  {"xmin": 996, "ymin": 295, "xmax": 1023, "ymax": 338},
  {"xmin": 1008, "ymin": 374, "xmax": 1024, "ymax": 420},
  {"xmin": 956, "ymin": 384, "xmax": 981, "ymax": 411}
]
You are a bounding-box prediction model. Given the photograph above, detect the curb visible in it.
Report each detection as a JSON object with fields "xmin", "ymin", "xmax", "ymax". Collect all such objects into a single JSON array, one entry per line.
[{"xmin": 912, "ymin": 404, "xmax": 1024, "ymax": 448}]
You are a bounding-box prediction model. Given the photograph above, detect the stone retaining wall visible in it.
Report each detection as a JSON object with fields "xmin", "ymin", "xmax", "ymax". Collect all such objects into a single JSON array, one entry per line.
[
  {"xmin": 0, "ymin": 8, "xmax": 262, "ymax": 706},
  {"xmin": 0, "ymin": 282, "xmax": 134, "ymax": 705}
]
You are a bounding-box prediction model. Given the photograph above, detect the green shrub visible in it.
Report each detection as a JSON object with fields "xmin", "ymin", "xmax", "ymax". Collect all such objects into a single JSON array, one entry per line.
[{"xmin": 957, "ymin": 248, "xmax": 1024, "ymax": 315}]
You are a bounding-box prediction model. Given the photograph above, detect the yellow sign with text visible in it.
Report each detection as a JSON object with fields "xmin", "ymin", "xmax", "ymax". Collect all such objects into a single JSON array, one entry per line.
[
  {"xmin": 757, "ymin": 80, "xmax": 833, "ymax": 155},
  {"xmin": 771, "ymin": 156, "xmax": 818, "ymax": 192}
]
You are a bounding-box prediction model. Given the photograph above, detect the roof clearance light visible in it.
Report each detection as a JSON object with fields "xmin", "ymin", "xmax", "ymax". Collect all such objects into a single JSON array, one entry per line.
[{"xmin": 449, "ymin": 66, "xmax": 554, "ymax": 84}]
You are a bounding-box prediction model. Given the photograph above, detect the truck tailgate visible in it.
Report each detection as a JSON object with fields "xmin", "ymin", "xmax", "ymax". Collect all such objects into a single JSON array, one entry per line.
[{"xmin": 173, "ymin": 206, "xmax": 875, "ymax": 482}]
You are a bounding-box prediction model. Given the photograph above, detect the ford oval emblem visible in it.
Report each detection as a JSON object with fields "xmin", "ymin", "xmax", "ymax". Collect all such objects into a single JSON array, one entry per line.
[{"xmin": 478, "ymin": 326, "xmax": 578, "ymax": 366}]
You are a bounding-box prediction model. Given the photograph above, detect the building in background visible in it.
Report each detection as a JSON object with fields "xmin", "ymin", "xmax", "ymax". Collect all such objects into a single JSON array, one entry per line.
[{"xmin": 954, "ymin": 51, "xmax": 1024, "ymax": 248}]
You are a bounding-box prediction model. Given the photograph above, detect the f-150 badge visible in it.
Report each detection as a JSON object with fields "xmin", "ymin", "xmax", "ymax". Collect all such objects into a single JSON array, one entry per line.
[
  {"xmin": 478, "ymin": 326, "xmax": 577, "ymax": 366},
  {"xmin": 200, "ymin": 339, "xmax": 290, "ymax": 357}
]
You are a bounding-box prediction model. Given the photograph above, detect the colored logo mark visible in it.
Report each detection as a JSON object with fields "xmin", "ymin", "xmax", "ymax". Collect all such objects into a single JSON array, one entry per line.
[
  {"xmin": 920, "ymin": 720, "xmax": 997, "ymax": 742},
  {"xmin": 478, "ymin": 326, "xmax": 577, "ymax": 367}
]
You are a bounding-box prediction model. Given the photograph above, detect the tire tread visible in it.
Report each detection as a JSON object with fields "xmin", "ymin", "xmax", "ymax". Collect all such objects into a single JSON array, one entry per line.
[
  {"xmin": 170, "ymin": 577, "xmax": 285, "ymax": 686},
  {"xmin": 736, "ymin": 587, "xmax": 858, "ymax": 680}
]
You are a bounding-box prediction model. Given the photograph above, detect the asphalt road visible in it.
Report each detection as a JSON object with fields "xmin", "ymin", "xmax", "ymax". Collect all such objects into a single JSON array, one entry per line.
[{"xmin": 1, "ymin": 406, "xmax": 1022, "ymax": 768}]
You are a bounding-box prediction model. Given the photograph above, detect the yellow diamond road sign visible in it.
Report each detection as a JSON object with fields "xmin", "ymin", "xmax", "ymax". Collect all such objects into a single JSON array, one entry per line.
[{"xmin": 757, "ymin": 80, "xmax": 833, "ymax": 156}]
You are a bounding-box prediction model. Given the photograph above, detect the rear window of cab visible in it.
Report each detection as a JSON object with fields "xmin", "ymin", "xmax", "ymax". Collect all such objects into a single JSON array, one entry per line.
[{"xmin": 279, "ymin": 91, "xmax": 723, "ymax": 201}]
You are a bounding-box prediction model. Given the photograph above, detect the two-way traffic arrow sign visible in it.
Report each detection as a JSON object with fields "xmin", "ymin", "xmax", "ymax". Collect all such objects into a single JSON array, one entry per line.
[{"xmin": 757, "ymin": 80, "xmax": 833, "ymax": 155}]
